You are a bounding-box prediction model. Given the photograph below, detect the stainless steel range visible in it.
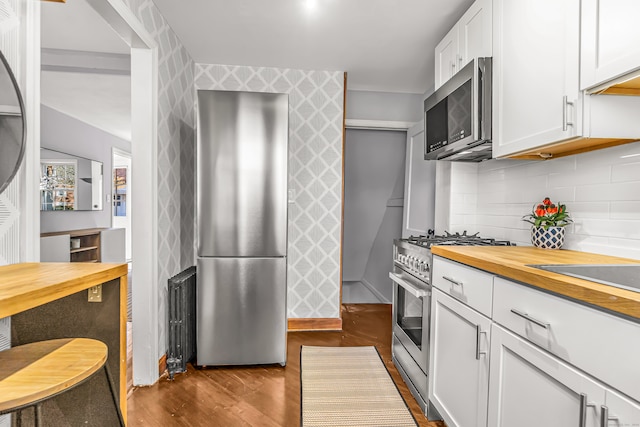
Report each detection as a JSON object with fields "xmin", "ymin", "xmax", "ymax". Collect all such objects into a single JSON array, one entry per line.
[{"xmin": 390, "ymin": 231, "xmax": 514, "ymax": 420}]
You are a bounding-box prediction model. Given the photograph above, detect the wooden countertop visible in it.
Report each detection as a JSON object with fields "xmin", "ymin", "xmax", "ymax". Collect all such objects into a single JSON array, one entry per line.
[
  {"xmin": 430, "ymin": 246, "xmax": 640, "ymax": 319},
  {"xmin": 0, "ymin": 262, "xmax": 128, "ymax": 318}
]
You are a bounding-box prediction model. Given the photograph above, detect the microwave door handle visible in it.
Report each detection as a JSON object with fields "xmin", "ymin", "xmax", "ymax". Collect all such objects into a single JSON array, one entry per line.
[
  {"xmin": 480, "ymin": 58, "xmax": 492, "ymax": 141},
  {"xmin": 389, "ymin": 272, "xmax": 429, "ymax": 298},
  {"xmin": 472, "ymin": 57, "xmax": 492, "ymax": 142},
  {"xmin": 472, "ymin": 58, "xmax": 480, "ymax": 142}
]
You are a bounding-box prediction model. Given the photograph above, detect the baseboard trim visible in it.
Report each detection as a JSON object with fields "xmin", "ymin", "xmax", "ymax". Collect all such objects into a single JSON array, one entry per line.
[
  {"xmin": 360, "ymin": 278, "xmax": 390, "ymax": 303},
  {"xmin": 158, "ymin": 354, "xmax": 167, "ymax": 376},
  {"xmin": 288, "ymin": 317, "xmax": 343, "ymax": 331}
]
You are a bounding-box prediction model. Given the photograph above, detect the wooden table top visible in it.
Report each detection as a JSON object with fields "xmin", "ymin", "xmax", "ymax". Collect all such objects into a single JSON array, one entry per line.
[
  {"xmin": 430, "ymin": 246, "xmax": 640, "ymax": 319},
  {"xmin": 0, "ymin": 263, "xmax": 128, "ymax": 318}
]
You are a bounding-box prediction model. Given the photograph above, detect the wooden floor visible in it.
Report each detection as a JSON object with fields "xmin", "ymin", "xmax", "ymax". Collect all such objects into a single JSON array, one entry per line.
[{"xmin": 127, "ymin": 304, "xmax": 445, "ymax": 427}]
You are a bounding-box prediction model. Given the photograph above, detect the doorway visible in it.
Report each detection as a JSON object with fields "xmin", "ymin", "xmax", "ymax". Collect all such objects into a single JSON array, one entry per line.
[
  {"xmin": 39, "ymin": 0, "xmax": 160, "ymax": 388},
  {"xmin": 342, "ymin": 128, "xmax": 407, "ymax": 304},
  {"xmin": 112, "ymin": 148, "xmax": 131, "ymax": 261}
]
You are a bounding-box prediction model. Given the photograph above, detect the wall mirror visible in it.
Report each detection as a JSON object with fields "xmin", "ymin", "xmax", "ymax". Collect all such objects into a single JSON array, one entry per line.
[
  {"xmin": 0, "ymin": 50, "xmax": 26, "ymax": 194},
  {"xmin": 40, "ymin": 148, "xmax": 103, "ymax": 211}
]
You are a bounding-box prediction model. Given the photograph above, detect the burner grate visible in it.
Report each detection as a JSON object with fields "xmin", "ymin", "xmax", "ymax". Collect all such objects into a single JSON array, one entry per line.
[{"xmin": 404, "ymin": 231, "xmax": 514, "ymax": 248}]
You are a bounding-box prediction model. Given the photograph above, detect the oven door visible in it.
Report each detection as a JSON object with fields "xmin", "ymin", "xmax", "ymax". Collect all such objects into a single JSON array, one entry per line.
[{"xmin": 390, "ymin": 267, "xmax": 431, "ymax": 373}]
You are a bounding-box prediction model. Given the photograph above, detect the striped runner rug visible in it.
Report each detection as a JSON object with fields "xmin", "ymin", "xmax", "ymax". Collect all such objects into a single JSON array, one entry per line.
[{"xmin": 300, "ymin": 346, "xmax": 418, "ymax": 426}]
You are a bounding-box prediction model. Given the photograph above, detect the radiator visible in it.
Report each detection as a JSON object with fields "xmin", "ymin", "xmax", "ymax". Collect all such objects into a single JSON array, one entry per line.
[{"xmin": 167, "ymin": 266, "xmax": 196, "ymax": 379}]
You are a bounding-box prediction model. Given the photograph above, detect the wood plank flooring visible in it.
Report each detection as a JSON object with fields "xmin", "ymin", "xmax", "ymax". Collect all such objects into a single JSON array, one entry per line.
[{"xmin": 127, "ymin": 304, "xmax": 445, "ymax": 427}]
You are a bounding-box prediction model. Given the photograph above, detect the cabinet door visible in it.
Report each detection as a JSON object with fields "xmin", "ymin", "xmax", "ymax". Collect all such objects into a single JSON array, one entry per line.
[
  {"xmin": 429, "ymin": 288, "xmax": 491, "ymax": 427},
  {"xmin": 402, "ymin": 121, "xmax": 436, "ymax": 237},
  {"xmin": 488, "ymin": 324, "xmax": 603, "ymax": 427},
  {"xmin": 492, "ymin": 0, "xmax": 581, "ymax": 158},
  {"xmin": 581, "ymin": 0, "xmax": 640, "ymax": 90},
  {"xmin": 435, "ymin": 25, "xmax": 459, "ymax": 90},
  {"xmin": 602, "ymin": 389, "xmax": 640, "ymax": 427},
  {"xmin": 458, "ymin": 0, "xmax": 492, "ymax": 67}
]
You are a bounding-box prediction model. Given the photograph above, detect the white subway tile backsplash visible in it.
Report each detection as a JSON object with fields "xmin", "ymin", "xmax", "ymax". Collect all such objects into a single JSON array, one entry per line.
[
  {"xmin": 575, "ymin": 181, "xmax": 640, "ymax": 202},
  {"xmin": 606, "ymin": 237, "xmax": 640, "ymax": 260},
  {"xmin": 445, "ymin": 141, "xmax": 640, "ymax": 260},
  {"xmin": 548, "ymin": 164, "xmax": 610, "ymax": 187},
  {"xmin": 610, "ymin": 202, "xmax": 640, "ymax": 220},
  {"xmin": 611, "ymin": 162, "xmax": 640, "ymax": 183},
  {"xmin": 568, "ymin": 201, "xmax": 610, "ymax": 219},
  {"xmin": 574, "ymin": 219, "xmax": 640, "ymax": 240}
]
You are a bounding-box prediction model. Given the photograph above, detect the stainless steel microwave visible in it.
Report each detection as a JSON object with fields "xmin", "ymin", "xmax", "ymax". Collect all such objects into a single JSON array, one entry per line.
[{"xmin": 424, "ymin": 57, "xmax": 492, "ymax": 162}]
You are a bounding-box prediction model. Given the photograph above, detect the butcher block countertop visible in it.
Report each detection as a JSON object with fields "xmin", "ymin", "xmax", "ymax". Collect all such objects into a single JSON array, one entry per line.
[
  {"xmin": 0, "ymin": 262, "xmax": 128, "ymax": 318},
  {"xmin": 430, "ymin": 246, "xmax": 640, "ymax": 319}
]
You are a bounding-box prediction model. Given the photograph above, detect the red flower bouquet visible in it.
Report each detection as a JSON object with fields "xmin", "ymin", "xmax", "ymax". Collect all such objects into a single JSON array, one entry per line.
[{"xmin": 522, "ymin": 197, "xmax": 572, "ymax": 229}]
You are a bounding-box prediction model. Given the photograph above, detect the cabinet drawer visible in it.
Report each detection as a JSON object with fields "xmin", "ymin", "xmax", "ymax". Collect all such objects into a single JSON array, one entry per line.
[
  {"xmin": 493, "ymin": 277, "xmax": 640, "ymax": 401},
  {"xmin": 432, "ymin": 256, "xmax": 494, "ymax": 317}
]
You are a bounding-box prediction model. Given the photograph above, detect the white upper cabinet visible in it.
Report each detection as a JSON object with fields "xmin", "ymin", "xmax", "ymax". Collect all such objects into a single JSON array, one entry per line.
[
  {"xmin": 434, "ymin": 0, "xmax": 492, "ymax": 90},
  {"xmin": 492, "ymin": 0, "xmax": 581, "ymax": 158},
  {"xmin": 581, "ymin": 0, "xmax": 640, "ymax": 91},
  {"xmin": 435, "ymin": 26, "xmax": 459, "ymax": 90},
  {"xmin": 492, "ymin": 0, "xmax": 640, "ymax": 158}
]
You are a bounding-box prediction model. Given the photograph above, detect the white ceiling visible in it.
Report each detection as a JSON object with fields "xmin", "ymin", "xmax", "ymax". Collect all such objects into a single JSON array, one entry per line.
[
  {"xmin": 41, "ymin": 0, "xmax": 131, "ymax": 140},
  {"xmin": 39, "ymin": 0, "xmax": 474, "ymax": 141},
  {"xmin": 41, "ymin": 0, "xmax": 129, "ymax": 54},
  {"xmin": 151, "ymin": 0, "xmax": 474, "ymax": 94}
]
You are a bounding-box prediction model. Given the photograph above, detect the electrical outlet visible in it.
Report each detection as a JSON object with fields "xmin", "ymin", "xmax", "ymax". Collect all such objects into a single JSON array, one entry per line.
[{"xmin": 88, "ymin": 285, "xmax": 102, "ymax": 302}]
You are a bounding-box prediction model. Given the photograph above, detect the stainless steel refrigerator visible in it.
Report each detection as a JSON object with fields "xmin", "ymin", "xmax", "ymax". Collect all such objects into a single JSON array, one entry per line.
[{"xmin": 196, "ymin": 90, "xmax": 288, "ymax": 366}]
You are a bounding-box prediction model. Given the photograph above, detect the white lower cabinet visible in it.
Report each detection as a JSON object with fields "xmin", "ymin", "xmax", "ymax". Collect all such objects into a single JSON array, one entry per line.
[
  {"xmin": 429, "ymin": 288, "xmax": 491, "ymax": 427},
  {"xmin": 488, "ymin": 324, "xmax": 604, "ymax": 427},
  {"xmin": 430, "ymin": 256, "xmax": 640, "ymax": 427}
]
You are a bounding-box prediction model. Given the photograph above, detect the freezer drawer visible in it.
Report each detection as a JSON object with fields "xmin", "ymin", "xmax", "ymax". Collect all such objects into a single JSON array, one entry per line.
[{"xmin": 196, "ymin": 257, "xmax": 287, "ymax": 366}]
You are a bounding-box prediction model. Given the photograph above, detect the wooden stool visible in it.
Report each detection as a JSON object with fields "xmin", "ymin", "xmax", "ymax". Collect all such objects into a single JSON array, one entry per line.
[{"xmin": 0, "ymin": 338, "xmax": 124, "ymax": 426}]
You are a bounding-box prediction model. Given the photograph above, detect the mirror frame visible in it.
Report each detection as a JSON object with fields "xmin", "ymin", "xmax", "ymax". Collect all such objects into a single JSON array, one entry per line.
[{"xmin": 0, "ymin": 49, "xmax": 26, "ymax": 195}]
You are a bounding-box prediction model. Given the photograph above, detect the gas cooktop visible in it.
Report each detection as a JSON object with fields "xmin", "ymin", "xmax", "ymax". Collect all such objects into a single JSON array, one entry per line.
[{"xmin": 402, "ymin": 230, "xmax": 515, "ymax": 249}]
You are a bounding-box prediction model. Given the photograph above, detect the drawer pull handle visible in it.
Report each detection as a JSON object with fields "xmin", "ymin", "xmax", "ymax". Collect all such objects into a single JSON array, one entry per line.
[
  {"xmin": 600, "ymin": 405, "xmax": 618, "ymax": 427},
  {"xmin": 475, "ymin": 325, "xmax": 487, "ymax": 360},
  {"xmin": 510, "ymin": 309, "xmax": 550, "ymax": 329},
  {"xmin": 579, "ymin": 393, "xmax": 596, "ymax": 427},
  {"xmin": 443, "ymin": 276, "xmax": 463, "ymax": 287}
]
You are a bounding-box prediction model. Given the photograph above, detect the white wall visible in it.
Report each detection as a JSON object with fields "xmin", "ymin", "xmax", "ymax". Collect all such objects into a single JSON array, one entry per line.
[
  {"xmin": 443, "ymin": 141, "xmax": 640, "ymax": 260},
  {"xmin": 40, "ymin": 105, "xmax": 131, "ymax": 233},
  {"xmin": 346, "ymin": 90, "xmax": 423, "ymax": 122},
  {"xmin": 342, "ymin": 129, "xmax": 406, "ymax": 302}
]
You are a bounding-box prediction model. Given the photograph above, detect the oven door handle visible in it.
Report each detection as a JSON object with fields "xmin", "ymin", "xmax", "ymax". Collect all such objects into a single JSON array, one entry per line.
[{"xmin": 389, "ymin": 272, "xmax": 430, "ymax": 298}]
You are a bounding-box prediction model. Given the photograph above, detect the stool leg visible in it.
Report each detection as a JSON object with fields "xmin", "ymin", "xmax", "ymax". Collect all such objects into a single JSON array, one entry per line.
[
  {"xmin": 34, "ymin": 403, "xmax": 42, "ymax": 427},
  {"xmin": 15, "ymin": 409, "xmax": 22, "ymax": 427},
  {"xmin": 103, "ymin": 365, "xmax": 125, "ymax": 427}
]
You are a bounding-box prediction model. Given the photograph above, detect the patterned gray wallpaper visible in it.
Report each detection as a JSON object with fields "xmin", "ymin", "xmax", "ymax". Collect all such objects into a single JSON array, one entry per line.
[
  {"xmin": 195, "ymin": 64, "xmax": 344, "ymax": 319},
  {"xmin": 122, "ymin": 0, "xmax": 195, "ymax": 357}
]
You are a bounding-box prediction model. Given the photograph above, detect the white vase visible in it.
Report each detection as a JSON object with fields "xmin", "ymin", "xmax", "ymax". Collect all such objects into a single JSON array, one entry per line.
[{"xmin": 531, "ymin": 226, "xmax": 566, "ymax": 249}]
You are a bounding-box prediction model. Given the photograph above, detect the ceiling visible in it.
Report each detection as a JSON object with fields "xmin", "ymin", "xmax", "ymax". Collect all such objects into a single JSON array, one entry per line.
[
  {"xmin": 41, "ymin": 0, "xmax": 129, "ymax": 54},
  {"xmin": 41, "ymin": 0, "xmax": 131, "ymax": 141},
  {"xmin": 150, "ymin": 0, "xmax": 474, "ymax": 94},
  {"xmin": 39, "ymin": 0, "xmax": 474, "ymax": 140}
]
